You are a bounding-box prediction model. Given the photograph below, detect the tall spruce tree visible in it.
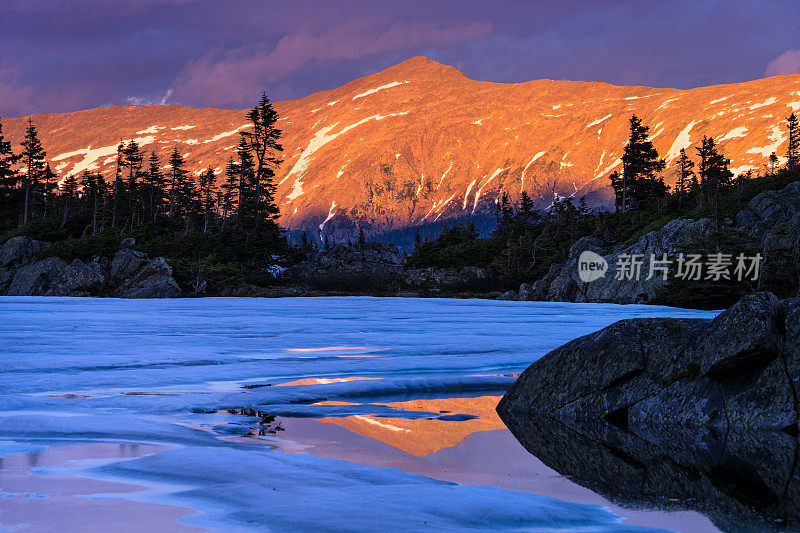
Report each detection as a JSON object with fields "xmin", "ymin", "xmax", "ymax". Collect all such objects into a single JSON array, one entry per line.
[
  {"xmin": 696, "ymin": 136, "xmax": 733, "ymax": 229},
  {"xmin": 676, "ymin": 148, "xmax": 695, "ymax": 209},
  {"xmin": 198, "ymin": 166, "xmax": 217, "ymax": 233},
  {"xmin": 168, "ymin": 148, "xmax": 192, "ymax": 218},
  {"xmin": 221, "ymin": 157, "xmax": 240, "ymax": 227},
  {"xmin": 614, "ymin": 115, "xmax": 666, "ymax": 212},
  {"xmin": 144, "ymin": 151, "xmax": 165, "ymax": 222},
  {"xmin": 19, "ymin": 119, "xmax": 47, "ymax": 225},
  {"xmin": 60, "ymin": 174, "xmax": 78, "ymax": 227},
  {"xmin": 41, "ymin": 163, "xmax": 57, "ymax": 219},
  {"xmin": 0, "ymin": 117, "xmax": 21, "ymax": 225},
  {"xmin": 787, "ymin": 113, "xmax": 800, "ymax": 172},
  {"xmin": 240, "ymin": 93, "xmax": 283, "ymax": 231},
  {"xmin": 234, "ymin": 137, "xmax": 256, "ymax": 227}
]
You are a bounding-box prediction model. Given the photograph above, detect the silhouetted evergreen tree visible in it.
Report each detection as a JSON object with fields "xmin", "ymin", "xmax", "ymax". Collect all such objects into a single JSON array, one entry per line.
[
  {"xmin": 60, "ymin": 174, "xmax": 78, "ymax": 227},
  {"xmin": 0, "ymin": 118, "xmax": 21, "ymax": 227},
  {"xmin": 143, "ymin": 151, "xmax": 165, "ymax": 222},
  {"xmin": 19, "ymin": 119, "xmax": 47, "ymax": 225},
  {"xmin": 241, "ymin": 93, "xmax": 283, "ymax": 231},
  {"xmin": 614, "ymin": 115, "xmax": 666, "ymax": 212},
  {"xmin": 696, "ymin": 135, "xmax": 733, "ymax": 230},
  {"xmin": 676, "ymin": 148, "xmax": 695, "ymax": 209},
  {"xmin": 787, "ymin": 113, "xmax": 800, "ymax": 172},
  {"xmin": 198, "ymin": 166, "xmax": 216, "ymax": 233}
]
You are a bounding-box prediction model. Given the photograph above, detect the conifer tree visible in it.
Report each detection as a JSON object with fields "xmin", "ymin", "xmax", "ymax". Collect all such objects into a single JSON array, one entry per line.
[
  {"xmin": 41, "ymin": 163, "xmax": 57, "ymax": 219},
  {"xmin": 241, "ymin": 93, "xmax": 283, "ymax": 231},
  {"xmin": 221, "ymin": 157, "xmax": 240, "ymax": 227},
  {"xmin": 676, "ymin": 148, "xmax": 695, "ymax": 209},
  {"xmin": 615, "ymin": 115, "xmax": 666, "ymax": 212},
  {"xmin": 768, "ymin": 152, "xmax": 779, "ymax": 175},
  {"xmin": 198, "ymin": 166, "xmax": 217, "ymax": 233},
  {"xmin": 112, "ymin": 141, "xmax": 124, "ymax": 228},
  {"xmin": 60, "ymin": 174, "xmax": 78, "ymax": 227},
  {"xmin": 696, "ymin": 136, "xmax": 733, "ymax": 229},
  {"xmin": 144, "ymin": 151, "xmax": 164, "ymax": 222},
  {"xmin": 358, "ymin": 227, "xmax": 366, "ymax": 248},
  {"xmin": 19, "ymin": 119, "xmax": 47, "ymax": 225},
  {"xmin": 787, "ymin": 113, "xmax": 800, "ymax": 172},
  {"xmin": 168, "ymin": 148, "xmax": 192, "ymax": 218},
  {"xmin": 0, "ymin": 117, "xmax": 21, "ymax": 224},
  {"xmin": 234, "ymin": 137, "xmax": 256, "ymax": 227},
  {"xmin": 81, "ymin": 171, "xmax": 106, "ymax": 234}
]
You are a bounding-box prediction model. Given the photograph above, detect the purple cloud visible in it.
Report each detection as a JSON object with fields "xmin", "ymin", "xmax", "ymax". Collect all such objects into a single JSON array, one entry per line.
[
  {"xmin": 171, "ymin": 21, "xmax": 492, "ymax": 107},
  {"xmin": 1, "ymin": 0, "xmax": 799, "ymax": 117},
  {"xmin": 766, "ymin": 50, "xmax": 800, "ymax": 77}
]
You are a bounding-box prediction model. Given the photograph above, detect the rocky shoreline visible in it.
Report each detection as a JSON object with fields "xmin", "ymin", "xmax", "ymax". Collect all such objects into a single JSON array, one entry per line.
[{"xmin": 0, "ymin": 237, "xmax": 180, "ymax": 298}]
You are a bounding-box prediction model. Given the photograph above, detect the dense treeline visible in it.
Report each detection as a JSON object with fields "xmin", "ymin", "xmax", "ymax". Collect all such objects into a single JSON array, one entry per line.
[
  {"xmin": 411, "ymin": 113, "xmax": 800, "ymax": 306},
  {"xmin": 0, "ymin": 94, "xmax": 303, "ymax": 294}
]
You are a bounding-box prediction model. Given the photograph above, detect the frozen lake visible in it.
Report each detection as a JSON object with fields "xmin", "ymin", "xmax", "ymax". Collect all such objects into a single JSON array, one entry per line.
[{"xmin": 0, "ymin": 296, "xmax": 719, "ymax": 532}]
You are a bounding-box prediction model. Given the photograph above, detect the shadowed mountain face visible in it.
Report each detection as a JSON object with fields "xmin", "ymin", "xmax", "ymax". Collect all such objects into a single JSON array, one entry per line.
[{"xmin": 5, "ymin": 57, "xmax": 800, "ymax": 235}]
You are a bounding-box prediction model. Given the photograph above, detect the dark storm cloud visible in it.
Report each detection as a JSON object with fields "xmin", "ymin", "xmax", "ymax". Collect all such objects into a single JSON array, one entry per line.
[{"xmin": 1, "ymin": 0, "xmax": 798, "ymax": 116}]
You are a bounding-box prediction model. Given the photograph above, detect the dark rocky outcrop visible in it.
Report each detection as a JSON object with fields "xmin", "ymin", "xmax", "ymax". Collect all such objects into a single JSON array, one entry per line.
[
  {"xmin": 527, "ymin": 218, "xmax": 714, "ymax": 304},
  {"xmin": 286, "ymin": 242, "xmax": 405, "ymax": 280},
  {"xmin": 527, "ymin": 180, "xmax": 800, "ymax": 304},
  {"xmin": 498, "ymin": 292, "xmax": 800, "ymax": 529},
  {"xmin": 6, "ymin": 257, "xmax": 68, "ymax": 296},
  {"xmin": 0, "ymin": 236, "xmax": 50, "ymax": 268},
  {"xmin": 402, "ymin": 265, "xmax": 488, "ymax": 294},
  {"xmin": 1, "ymin": 237, "xmax": 181, "ymax": 298},
  {"xmin": 736, "ymin": 181, "xmax": 800, "ymax": 248},
  {"xmin": 112, "ymin": 255, "xmax": 180, "ymax": 298}
]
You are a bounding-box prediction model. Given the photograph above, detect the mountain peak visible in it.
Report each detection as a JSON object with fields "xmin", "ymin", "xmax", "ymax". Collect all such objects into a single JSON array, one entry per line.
[{"xmin": 382, "ymin": 56, "xmax": 466, "ymax": 79}]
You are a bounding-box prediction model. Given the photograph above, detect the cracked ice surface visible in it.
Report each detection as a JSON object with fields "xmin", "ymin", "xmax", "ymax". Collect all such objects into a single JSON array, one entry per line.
[{"xmin": 0, "ymin": 296, "xmax": 715, "ymax": 531}]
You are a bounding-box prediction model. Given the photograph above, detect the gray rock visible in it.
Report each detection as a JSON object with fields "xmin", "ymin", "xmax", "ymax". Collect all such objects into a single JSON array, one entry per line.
[
  {"xmin": 6, "ymin": 257, "xmax": 67, "ymax": 296},
  {"xmin": 497, "ymin": 290, "xmax": 518, "ymax": 301},
  {"xmin": 109, "ymin": 248, "xmax": 148, "ymax": 282},
  {"xmin": 402, "ymin": 266, "xmax": 487, "ymax": 292},
  {"xmin": 499, "ymin": 292, "xmax": 800, "ymax": 528},
  {"xmin": 47, "ymin": 259, "xmax": 106, "ymax": 296},
  {"xmin": 114, "ymin": 274, "xmax": 181, "ymax": 298},
  {"xmin": 736, "ymin": 180, "xmax": 800, "ymax": 248},
  {"xmin": 0, "ymin": 236, "xmax": 50, "ymax": 268},
  {"xmin": 0, "ymin": 267, "xmax": 12, "ymax": 294},
  {"xmin": 533, "ymin": 219, "xmax": 713, "ymax": 303},
  {"xmin": 283, "ymin": 287, "xmax": 306, "ymax": 297},
  {"xmin": 498, "ymin": 292, "xmax": 796, "ymax": 436},
  {"xmin": 119, "ymin": 237, "xmax": 136, "ymax": 249}
]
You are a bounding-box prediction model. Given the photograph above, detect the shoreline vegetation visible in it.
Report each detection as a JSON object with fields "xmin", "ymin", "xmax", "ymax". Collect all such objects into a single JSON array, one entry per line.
[{"xmin": 1, "ymin": 94, "xmax": 799, "ymax": 308}]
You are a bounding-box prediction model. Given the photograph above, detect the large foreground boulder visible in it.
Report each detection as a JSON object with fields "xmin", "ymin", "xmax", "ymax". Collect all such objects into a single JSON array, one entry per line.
[
  {"xmin": 498, "ymin": 292, "xmax": 790, "ymax": 433},
  {"xmin": 498, "ymin": 291, "xmax": 800, "ymax": 529}
]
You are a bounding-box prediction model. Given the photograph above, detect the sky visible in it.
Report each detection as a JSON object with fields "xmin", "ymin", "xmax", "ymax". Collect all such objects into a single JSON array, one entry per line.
[{"xmin": 1, "ymin": 0, "xmax": 799, "ymax": 117}]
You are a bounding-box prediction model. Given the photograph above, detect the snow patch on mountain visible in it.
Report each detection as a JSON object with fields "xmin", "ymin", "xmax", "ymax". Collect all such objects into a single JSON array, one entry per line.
[
  {"xmin": 665, "ymin": 120, "xmax": 698, "ymax": 162},
  {"xmin": 352, "ymin": 81, "xmax": 409, "ymax": 100},
  {"xmin": 52, "ymin": 135, "xmax": 156, "ymax": 176},
  {"xmin": 319, "ymin": 201, "xmax": 337, "ymax": 232},
  {"xmin": 717, "ymin": 126, "xmax": 748, "ymax": 142},
  {"xmin": 585, "ymin": 114, "xmax": 612, "ymax": 128}
]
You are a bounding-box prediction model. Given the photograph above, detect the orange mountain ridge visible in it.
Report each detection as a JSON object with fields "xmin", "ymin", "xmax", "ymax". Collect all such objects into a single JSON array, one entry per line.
[{"xmin": 5, "ymin": 56, "xmax": 800, "ymax": 235}]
